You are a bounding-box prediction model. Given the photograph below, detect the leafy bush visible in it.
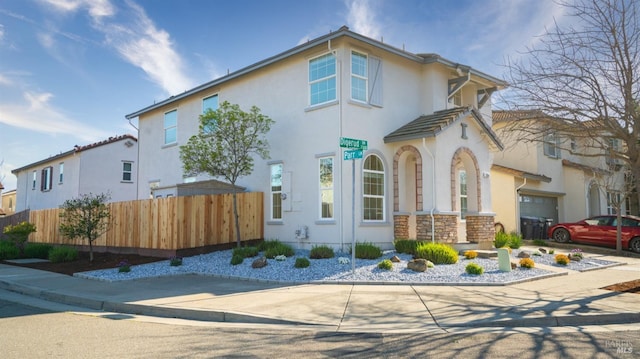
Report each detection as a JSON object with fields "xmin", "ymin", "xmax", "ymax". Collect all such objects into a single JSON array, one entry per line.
[
  {"xmin": 264, "ymin": 242, "xmax": 294, "ymax": 259},
  {"xmin": 118, "ymin": 260, "xmax": 131, "ymax": 273},
  {"xmin": 464, "ymin": 250, "xmax": 478, "ymax": 259},
  {"xmin": 294, "ymin": 257, "xmax": 310, "ymax": 268},
  {"xmin": 555, "ymin": 254, "xmax": 570, "ymax": 265},
  {"xmin": 393, "ymin": 239, "xmax": 426, "ymax": 255},
  {"xmin": 377, "ymin": 259, "xmax": 393, "ymax": 270},
  {"xmin": 569, "ymin": 249, "xmax": 584, "ymax": 261},
  {"xmin": 169, "ymin": 256, "xmax": 183, "ymax": 266},
  {"xmin": 414, "ymin": 242, "xmax": 458, "ymax": 264},
  {"xmin": 3, "ymin": 221, "xmax": 36, "ymax": 255},
  {"xmin": 549, "ymin": 249, "xmax": 555, "ymax": 254},
  {"xmin": 508, "ymin": 232, "xmax": 523, "ymax": 249},
  {"xmin": 355, "ymin": 242, "xmax": 382, "ymax": 259},
  {"xmin": 23, "ymin": 243, "xmax": 53, "ymax": 259},
  {"xmin": 0, "ymin": 240, "xmax": 20, "ymax": 260},
  {"xmin": 233, "ymin": 246, "xmax": 259, "ymax": 259},
  {"xmin": 519, "ymin": 258, "xmax": 535, "ymax": 269},
  {"xmin": 494, "ymin": 231, "xmax": 511, "ymax": 249},
  {"xmin": 48, "ymin": 246, "xmax": 78, "ymax": 263},
  {"xmin": 532, "ymin": 239, "xmax": 547, "ymax": 246},
  {"xmin": 230, "ymin": 254, "xmax": 244, "ymax": 265},
  {"xmin": 465, "ymin": 262, "xmax": 484, "ymax": 275},
  {"xmin": 258, "ymin": 239, "xmax": 284, "ymax": 252},
  {"xmin": 309, "ymin": 245, "xmax": 335, "ymax": 259}
]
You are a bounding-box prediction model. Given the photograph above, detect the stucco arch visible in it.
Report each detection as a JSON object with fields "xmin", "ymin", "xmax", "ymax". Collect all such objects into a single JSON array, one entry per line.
[
  {"xmin": 450, "ymin": 147, "xmax": 481, "ymax": 213},
  {"xmin": 393, "ymin": 145, "xmax": 423, "ymax": 212}
]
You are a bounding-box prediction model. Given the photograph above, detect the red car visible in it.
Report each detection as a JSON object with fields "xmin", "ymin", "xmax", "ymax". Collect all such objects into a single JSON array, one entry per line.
[{"xmin": 548, "ymin": 215, "xmax": 640, "ymax": 252}]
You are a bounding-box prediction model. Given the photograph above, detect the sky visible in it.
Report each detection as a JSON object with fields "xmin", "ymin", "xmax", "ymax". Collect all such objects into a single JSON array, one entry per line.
[{"xmin": 0, "ymin": 0, "xmax": 568, "ymax": 192}]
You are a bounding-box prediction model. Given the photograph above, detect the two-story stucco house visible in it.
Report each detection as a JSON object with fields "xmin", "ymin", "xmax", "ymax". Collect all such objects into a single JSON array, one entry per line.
[
  {"xmin": 491, "ymin": 110, "xmax": 630, "ymax": 235},
  {"xmin": 126, "ymin": 26, "xmax": 506, "ymax": 251},
  {"xmin": 11, "ymin": 134, "xmax": 138, "ymax": 211}
]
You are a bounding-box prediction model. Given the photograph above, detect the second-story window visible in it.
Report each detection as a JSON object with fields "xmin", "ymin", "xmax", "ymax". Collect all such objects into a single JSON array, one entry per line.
[
  {"xmin": 351, "ymin": 51, "xmax": 367, "ymax": 102},
  {"xmin": 59, "ymin": 162, "xmax": 64, "ymax": 184},
  {"xmin": 122, "ymin": 162, "xmax": 133, "ymax": 182},
  {"xmin": 543, "ymin": 132, "xmax": 559, "ymax": 158},
  {"xmin": 164, "ymin": 109, "xmax": 177, "ymax": 145},
  {"xmin": 41, "ymin": 166, "xmax": 52, "ymax": 191},
  {"xmin": 309, "ymin": 53, "xmax": 336, "ymax": 106},
  {"xmin": 32, "ymin": 171, "xmax": 37, "ymax": 190},
  {"xmin": 202, "ymin": 95, "xmax": 219, "ymax": 134}
]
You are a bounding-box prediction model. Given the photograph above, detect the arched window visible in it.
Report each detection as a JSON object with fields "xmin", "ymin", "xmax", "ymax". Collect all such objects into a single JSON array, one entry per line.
[{"xmin": 363, "ymin": 154, "xmax": 385, "ymax": 221}]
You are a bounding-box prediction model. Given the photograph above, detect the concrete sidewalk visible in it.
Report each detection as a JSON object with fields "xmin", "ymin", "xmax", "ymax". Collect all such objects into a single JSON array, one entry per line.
[{"xmin": 1, "ymin": 254, "xmax": 639, "ymax": 332}]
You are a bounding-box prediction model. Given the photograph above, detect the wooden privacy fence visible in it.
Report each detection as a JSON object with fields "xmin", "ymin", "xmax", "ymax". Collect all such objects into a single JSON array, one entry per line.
[{"xmin": 28, "ymin": 192, "xmax": 264, "ymax": 251}]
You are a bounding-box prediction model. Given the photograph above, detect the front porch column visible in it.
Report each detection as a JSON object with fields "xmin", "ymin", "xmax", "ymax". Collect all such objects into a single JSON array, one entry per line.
[
  {"xmin": 393, "ymin": 213, "xmax": 410, "ymax": 239},
  {"xmin": 416, "ymin": 213, "xmax": 458, "ymax": 243},
  {"xmin": 465, "ymin": 213, "xmax": 496, "ymax": 250}
]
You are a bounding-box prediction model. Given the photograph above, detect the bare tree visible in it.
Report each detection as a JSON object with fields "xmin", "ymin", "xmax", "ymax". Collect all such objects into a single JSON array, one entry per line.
[{"xmin": 502, "ymin": 0, "xmax": 640, "ymax": 212}]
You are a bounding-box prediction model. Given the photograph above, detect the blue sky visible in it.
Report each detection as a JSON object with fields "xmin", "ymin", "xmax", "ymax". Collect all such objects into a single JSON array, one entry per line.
[{"xmin": 0, "ymin": 0, "xmax": 566, "ymax": 192}]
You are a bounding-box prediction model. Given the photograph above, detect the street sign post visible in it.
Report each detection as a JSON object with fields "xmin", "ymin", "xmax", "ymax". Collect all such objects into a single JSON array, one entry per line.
[{"xmin": 339, "ymin": 137, "xmax": 367, "ymax": 275}]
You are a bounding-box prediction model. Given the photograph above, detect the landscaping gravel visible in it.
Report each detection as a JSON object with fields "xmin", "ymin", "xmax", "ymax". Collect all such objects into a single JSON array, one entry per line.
[{"xmin": 73, "ymin": 248, "xmax": 621, "ymax": 285}]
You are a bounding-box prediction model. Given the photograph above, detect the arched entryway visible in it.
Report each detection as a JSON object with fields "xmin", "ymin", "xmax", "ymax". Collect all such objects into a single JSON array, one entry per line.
[
  {"xmin": 393, "ymin": 145, "xmax": 422, "ymax": 239},
  {"xmin": 451, "ymin": 147, "xmax": 481, "ymax": 242}
]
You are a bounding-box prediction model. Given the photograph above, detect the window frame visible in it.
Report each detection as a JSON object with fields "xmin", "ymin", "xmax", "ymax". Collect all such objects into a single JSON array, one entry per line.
[
  {"xmin": 270, "ymin": 163, "xmax": 283, "ymax": 221},
  {"xmin": 362, "ymin": 154, "xmax": 385, "ymax": 222},
  {"xmin": 308, "ymin": 53, "xmax": 337, "ymax": 106},
  {"xmin": 58, "ymin": 162, "xmax": 64, "ymax": 184},
  {"xmin": 543, "ymin": 132, "xmax": 560, "ymax": 158},
  {"xmin": 32, "ymin": 171, "xmax": 37, "ymax": 190},
  {"xmin": 202, "ymin": 94, "xmax": 219, "ymax": 134},
  {"xmin": 122, "ymin": 161, "xmax": 133, "ymax": 182},
  {"xmin": 351, "ymin": 51, "xmax": 368, "ymax": 103},
  {"xmin": 319, "ymin": 156, "xmax": 334, "ymax": 220},
  {"xmin": 41, "ymin": 166, "xmax": 52, "ymax": 192},
  {"xmin": 164, "ymin": 109, "xmax": 178, "ymax": 145},
  {"xmin": 459, "ymin": 169, "xmax": 468, "ymax": 220}
]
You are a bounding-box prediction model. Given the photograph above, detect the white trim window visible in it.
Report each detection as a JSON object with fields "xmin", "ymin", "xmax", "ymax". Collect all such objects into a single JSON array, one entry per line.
[
  {"xmin": 202, "ymin": 94, "xmax": 219, "ymax": 134},
  {"xmin": 543, "ymin": 132, "xmax": 560, "ymax": 158},
  {"xmin": 319, "ymin": 156, "xmax": 334, "ymax": 219},
  {"xmin": 351, "ymin": 51, "xmax": 367, "ymax": 102},
  {"xmin": 363, "ymin": 155, "xmax": 385, "ymax": 221},
  {"xmin": 122, "ymin": 162, "xmax": 133, "ymax": 182},
  {"xmin": 164, "ymin": 109, "xmax": 177, "ymax": 145},
  {"xmin": 607, "ymin": 192, "xmax": 621, "ymax": 215},
  {"xmin": 32, "ymin": 171, "xmax": 37, "ymax": 190},
  {"xmin": 309, "ymin": 53, "xmax": 336, "ymax": 106},
  {"xmin": 58, "ymin": 162, "xmax": 64, "ymax": 184},
  {"xmin": 270, "ymin": 163, "xmax": 283, "ymax": 220},
  {"xmin": 459, "ymin": 170, "xmax": 468, "ymax": 219},
  {"xmin": 41, "ymin": 166, "xmax": 52, "ymax": 192}
]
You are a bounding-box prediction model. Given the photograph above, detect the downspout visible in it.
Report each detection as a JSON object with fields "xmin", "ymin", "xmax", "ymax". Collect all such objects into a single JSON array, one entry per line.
[
  {"xmin": 515, "ymin": 178, "xmax": 527, "ymax": 234},
  {"xmin": 422, "ymin": 138, "xmax": 436, "ymax": 243},
  {"xmin": 328, "ymin": 39, "xmax": 345, "ymax": 250}
]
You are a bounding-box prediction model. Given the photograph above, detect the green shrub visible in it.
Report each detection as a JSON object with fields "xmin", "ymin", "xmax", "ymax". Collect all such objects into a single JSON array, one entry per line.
[
  {"xmin": 230, "ymin": 254, "xmax": 244, "ymax": 265},
  {"xmin": 465, "ymin": 262, "xmax": 484, "ymax": 275},
  {"xmin": 23, "ymin": 243, "xmax": 53, "ymax": 259},
  {"xmin": 377, "ymin": 259, "xmax": 393, "ymax": 270},
  {"xmin": 233, "ymin": 246, "xmax": 259, "ymax": 259},
  {"xmin": 494, "ymin": 231, "xmax": 510, "ymax": 248},
  {"xmin": 463, "ymin": 250, "xmax": 478, "ymax": 259},
  {"xmin": 0, "ymin": 240, "xmax": 20, "ymax": 260},
  {"xmin": 393, "ymin": 239, "xmax": 426, "ymax": 255},
  {"xmin": 549, "ymin": 249, "xmax": 555, "ymax": 254},
  {"xmin": 118, "ymin": 260, "xmax": 131, "ymax": 273},
  {"xmin": 48, "ymin": 246, "xmax": 78, "ymax": 263},
  {"xmin": 309, "ymin": 245, "xmax": 335, "ymax": 259},
  {"xmin": 414, "ymin": 242, "xmax": 458, "ymax": 264},
  {"xmin": 532, "ymin": 239, "xmax": 547, "ymax": 246},
  {"xmin": 264, "ymin": 242, "xmax": 294, "ymax": 259},
  {"xmin": 519, "ymin": 258, "xmax": 535, "ymax": 269},
  {"xmin": 258, "ymin": 239, "xmax": 284, "ymax": 252},
  {"xmin": 355, "ymin": 242, "xmax": 382, "ymax": 259},
  {"xmin": 555, "ymin": 254, "xmax": 570, "ymax": 265},
  {"xmin": 3, "ymin": 221, "xmax": 36, "ymax": 255},
  {"xmin": 508, "ymin": 232, "xmax": 523, "ymax": 249},
  {"xmin": 294, "ymin": 257, "xmax": 310, "ymax": 268}
]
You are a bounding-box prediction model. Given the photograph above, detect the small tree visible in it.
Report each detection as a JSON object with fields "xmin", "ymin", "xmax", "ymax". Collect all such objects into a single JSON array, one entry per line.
[
  {"xmin": 59, "ymin": 193, "xmax": 111, "ymax": 262},
  {"xmin": 180, "ymin": 101, "xmax": 274, "ymax": 247},
  {"xmin": 3, "ymin": 221, "xmax": 36, "ymax": 257}
]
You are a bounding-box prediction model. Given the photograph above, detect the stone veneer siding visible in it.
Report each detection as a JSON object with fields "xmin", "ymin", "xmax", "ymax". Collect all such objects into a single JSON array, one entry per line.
[
  {"xmin": 465, "ymin": 214, "xmax": 495, "ymax": 249},
  {"xmin": 416, "ymin": 213, "xmax": 458, "ymax": 243},
  {"xmin": 393, "ymin": 214, "xmax": 410, "ymax": 239}
]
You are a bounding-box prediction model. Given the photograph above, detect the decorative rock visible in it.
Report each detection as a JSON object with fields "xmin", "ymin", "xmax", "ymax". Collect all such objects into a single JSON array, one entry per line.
[
  {"xmin": 510, "ymin": 262, "xmax": 517, "ymax": 270},
  {"xmin": 539, "ymin": 248, "xmax": 547, "ymax": 254},
  {"xmin": 407, "ymin": 259, "xmax": 428, "ymax": 272},
  {"xmin": 390, "ymin": 255, "xmax": 401, "ymax": 263},
  {"xmin": 252, "ymin": 256, "xmax": 268, "ymax": 268},
  {"xmin": 517, "ymin": 251, "xmax": 531, "ymax": 258}
]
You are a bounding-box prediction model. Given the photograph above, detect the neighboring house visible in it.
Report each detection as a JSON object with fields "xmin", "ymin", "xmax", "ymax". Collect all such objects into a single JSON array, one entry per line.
[
  {"xmin": 491, "ymin": 110, "xmax": 628, "ymax": 235},
  {"xmin": 1, "ymin": 188, "xmax": 16, "ymax": 216},
  {"xmin": 11, "ymin": 135, "xmax": 138, "ymax": 212},
  {"xmin": 126, "ymin": 26, "xmax": 506, "ymax": 250}
]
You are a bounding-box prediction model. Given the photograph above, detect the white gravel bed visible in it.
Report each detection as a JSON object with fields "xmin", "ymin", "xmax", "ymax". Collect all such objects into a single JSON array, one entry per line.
[
  {"xmin": 513, "ymin": 248, "xmax": 620, "ymax": 271},
  {"xmin": 70, "ymin": 248, "xmax": 616, "ymax": 285}
]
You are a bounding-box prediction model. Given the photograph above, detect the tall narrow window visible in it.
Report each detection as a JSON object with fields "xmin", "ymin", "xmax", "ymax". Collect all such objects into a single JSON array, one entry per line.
[
  {"xmin": 164, "ymin": 109, "xmax": 177, "ymax": 145},
  {"xmin": 459, "ymin": 170, "xmax": 468, "ymax": 219},
  {"xmin": 319, "ymin": 157, "xmax": 334, "ymax": 219},
  {"xmin": 351, "ymin": 51, "xmax": 367, "ymax": 102},
  {"xmin": 309, "ymin": 53, "xmax": 336, "ymax": 106},
  {"xmin": 543, "ymin": 132, "xmax": 559, "ymax": 158},
  {"xmin": 202, "ymin": 95, "xmax": 219, "ymax": 134},
  {"xmin": 41, "ymin": 166, "xmax": 52, "ymax": 191},
  {"xmin": 363, "ymin": 155, "xmax": 385, "ymax": 221},
  {"xmin": 607, "ymin": 192, "xmax": 620, "ymax": 215},
  {"xmin": 32, "ymin": 171, "xmax": 37, "ymax": 190},
  {"xmin": 59, "ymin": 163, "xmax": 64, "ymax": 183},
  {"xmin": 270, "ymin": 163, "xmax": 283, "ymax": 220},
  {"xmin": 122, "ymin": 162, "xmax": 133, "ymax": 182}
]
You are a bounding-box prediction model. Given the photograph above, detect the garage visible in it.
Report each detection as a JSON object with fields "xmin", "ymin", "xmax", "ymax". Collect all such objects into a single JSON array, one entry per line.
[{"xmin": 519, "ymin": 193, "xmax": 558, "ymax": 224}]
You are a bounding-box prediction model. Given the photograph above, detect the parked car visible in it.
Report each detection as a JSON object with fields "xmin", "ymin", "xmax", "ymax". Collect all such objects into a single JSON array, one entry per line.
[{"xmin": 548, "ymin": 215, "xmax": 640, "ymax": 252}]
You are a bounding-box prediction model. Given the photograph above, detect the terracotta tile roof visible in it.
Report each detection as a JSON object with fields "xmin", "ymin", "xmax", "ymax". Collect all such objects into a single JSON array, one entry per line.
[
  {"xmin": 491, "ymin": 164, "xmax": 552, "ymax": 182},
  {"xmin": 384, "ymin": 106, "xmax": 504, "ymax": 150},
  {"xmin": 74, "ymin": 134, "xmax": 137, "ymax": 152},
  {"xmin": 492, "ymin": 110, "xmax": 547, "ymax": 123}
]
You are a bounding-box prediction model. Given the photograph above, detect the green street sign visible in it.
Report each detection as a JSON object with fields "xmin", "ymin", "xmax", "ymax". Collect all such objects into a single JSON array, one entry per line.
[
  {"xmin": 343, "ymin": 149, "xmax": 363, "ymax": 160},
  {"xmin": 340, "ymin": 137, "xmax": 368, "ymax": 150}
]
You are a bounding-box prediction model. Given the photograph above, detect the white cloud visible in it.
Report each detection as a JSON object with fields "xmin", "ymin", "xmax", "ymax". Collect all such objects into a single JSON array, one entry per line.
[
  {"xmin": 0, "ymin": 91, "xmax": 111, "ymax": 142},
  {"xmin": 0, "ymin": 73, "xmax": 11, "ymax": 86},
  {"xmin": 38, "ymin": 0, "xmax": 115, "ymax": 18},
  {"xmin": 346, "ymin": 0, "xmax": 382, "ymax": 40}
]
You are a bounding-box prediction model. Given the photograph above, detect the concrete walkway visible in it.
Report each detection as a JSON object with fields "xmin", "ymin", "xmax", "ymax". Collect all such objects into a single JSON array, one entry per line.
[{"xmin": 1, "ymin": 251, "xmax": 639, "ymax": 333}]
